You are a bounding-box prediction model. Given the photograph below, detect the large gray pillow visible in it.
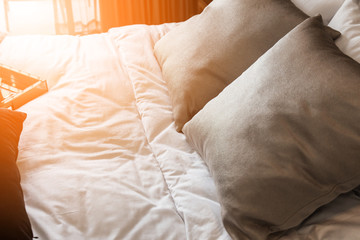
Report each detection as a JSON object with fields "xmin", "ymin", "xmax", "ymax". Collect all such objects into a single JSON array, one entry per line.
[
  {"xmin": 154, "ymin": 0, "xmax": 308, "ymax": 132},
  {"xmin": 183, "ymin": 16, "xmax": 360, "ymax": 240}
]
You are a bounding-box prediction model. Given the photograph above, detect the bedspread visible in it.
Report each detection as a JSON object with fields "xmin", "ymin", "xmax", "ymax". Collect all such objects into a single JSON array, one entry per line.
[{"xmin": 0, "ymin": 24, "xmax": 230, "ymax": 240}]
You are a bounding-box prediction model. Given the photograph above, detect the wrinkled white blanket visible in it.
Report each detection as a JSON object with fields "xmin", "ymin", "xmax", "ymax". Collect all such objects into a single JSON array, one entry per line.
[{"xmin": 0, "ymin": 24, "xmax": 230, "ymax": 240}]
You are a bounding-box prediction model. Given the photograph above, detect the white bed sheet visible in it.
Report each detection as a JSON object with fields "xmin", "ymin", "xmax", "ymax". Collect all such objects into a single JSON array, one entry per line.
[{"xmin": 0, "ymin": 24, "xmax": 230, "ymax": 240}]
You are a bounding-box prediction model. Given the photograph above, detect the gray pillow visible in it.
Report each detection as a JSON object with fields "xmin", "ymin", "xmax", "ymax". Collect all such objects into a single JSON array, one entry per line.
[
  {"xmin": 154, "ymin": 0, "xmax": 308, "ymax": 132},
  {"xmin": 183, "ymin": 16, "xmax": 360, "ymax": 240}
]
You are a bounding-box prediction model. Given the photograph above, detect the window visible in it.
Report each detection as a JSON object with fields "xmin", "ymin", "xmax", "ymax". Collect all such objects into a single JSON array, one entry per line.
[{"xmin": 0, "ymin": 0, "xmax": 100, "ymax": 35}]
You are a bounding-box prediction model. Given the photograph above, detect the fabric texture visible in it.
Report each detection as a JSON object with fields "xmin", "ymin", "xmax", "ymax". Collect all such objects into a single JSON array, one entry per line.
[
  {"xmin": 0, "ymin": 108, "xmax": 32, "ymax": 239},
  {"xmin": 329, "ymin": 0, "xmax": 360, "ymax": 63},
  {"xmin": 0, "ymin": 24, "xmax": 231, "ymax": 240},
  {"xmin": 276, "ymin": 190, "xmax": 360, "ymax": 239},
  {"xmin": 154, "ymin": 0, "xmax": 307, "ymax": 132},
  {"xmin": 183, "ymin": 16, "xmax": 360, "ymax": 240},
  {"xmin": 292, "ymin": 0, "xmax": 345, "ymax": 24}
]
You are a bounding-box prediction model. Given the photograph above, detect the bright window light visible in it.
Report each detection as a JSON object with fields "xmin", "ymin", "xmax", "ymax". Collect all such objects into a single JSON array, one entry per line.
[
  {"xmin": 0, "ymin": 0, "xmax": 100, "ymax": 35},
  {"xmin": 1, "ymin": 0, "xmax": 55, "ymax": 35}
]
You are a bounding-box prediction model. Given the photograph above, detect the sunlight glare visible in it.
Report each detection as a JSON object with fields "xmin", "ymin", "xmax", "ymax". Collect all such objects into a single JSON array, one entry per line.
[{"xmin": 6, "ymin": 0, "xmax": 55, "ymax": 35}]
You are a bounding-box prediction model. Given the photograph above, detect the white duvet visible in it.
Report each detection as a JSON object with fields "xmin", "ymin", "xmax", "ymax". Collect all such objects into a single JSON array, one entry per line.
[{"xmin": 0, "ymin": 24, "xmax": 230, "ymax": 240}]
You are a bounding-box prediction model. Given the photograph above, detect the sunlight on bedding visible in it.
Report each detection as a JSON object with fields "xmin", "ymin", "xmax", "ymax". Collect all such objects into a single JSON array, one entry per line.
[{"xmin": 1, "ymin": 0, "xmax": 360, "ymax": 239}]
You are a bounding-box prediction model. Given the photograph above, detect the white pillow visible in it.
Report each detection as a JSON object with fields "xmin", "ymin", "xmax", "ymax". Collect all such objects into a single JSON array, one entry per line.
[
  {"xmin": 292, "ymin": 0, "xmax": 345, "ymax": 24},
  {"xmin": 329, "ymin": 0, "xmax": 360, "ymax": 63}
]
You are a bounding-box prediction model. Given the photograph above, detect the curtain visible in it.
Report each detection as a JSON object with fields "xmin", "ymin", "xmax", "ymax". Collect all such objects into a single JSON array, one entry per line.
[
  {"xmin": 1, "ymin": 0, "xmax": 200, "ymax": 35},
  {"xmin": 53, "ymin": 0, "xmax": 101, "ymax": 35},
  {"xmin": 100, "ymin": 0, "xmax": 200, "ymax": 32}
]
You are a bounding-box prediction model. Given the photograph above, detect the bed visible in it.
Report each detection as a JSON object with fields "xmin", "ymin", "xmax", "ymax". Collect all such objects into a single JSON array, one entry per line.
[{"xmin": 0, "ymin": 0, "xmax": 360, "ymax": 239}]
